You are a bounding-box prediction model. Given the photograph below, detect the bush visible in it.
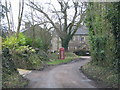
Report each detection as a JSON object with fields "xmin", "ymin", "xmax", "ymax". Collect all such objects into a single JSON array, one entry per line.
[
  {"xmin": 2, "ymin": 33, "xmax": 31, "ymax": 49},
  {"xmin": 2, "ymin": 32, "xmax": 49, "ymax": 70},
  {"xmin": 2, "ymin": 48, "xmax": 17, "ymax": 75},
  {"xmin": 12, "ymin": 49, "xmax": 44, "ymax": 70},
  {"xmin": 23, "ymin": 25, "xmax": 52, "ymax": 52},
  {"xmin": 33, "ymin": 38, "xmax": 43, "ymax": 49},
  {"xmin": 82, "ymin": 62, "xmax": 118, "ymax": 88},
  {"xmin": 2, "ymin": 73, "xmax": 28, "ymax": 88},
  {"xmin": 15, "ymin": 45, "xmax": 36, "ymax": 54},
  {"xmin": 28, "ymin": 53, "xmax": 43, "ymax": 70},
  {"xmin": 85, "ymin": 2, "xmax": 119, "ymax": 69},
  {"xmin": 32, "ymin": 38, "xmax": 51, "ymax": 52},
  {"xmin": 12, "ymin": 48, "xmax": 48, "ymax": 70},
  {"xmin": 2, "ymin": 48, "xmax": 28, "ymax": 88},
  {"xmin": 37, "ymin": 50, "xmax": 49, "ymax": 61},
  {"xmin": 3, "ymin": 35, "xmax": 18, "ymax": 49},
  {"xmin": 90, "ymin": 36, "xmax": 106, "ymax": 63}
]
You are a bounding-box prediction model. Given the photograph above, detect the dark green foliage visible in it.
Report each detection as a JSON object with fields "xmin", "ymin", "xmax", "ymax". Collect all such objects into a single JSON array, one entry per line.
[
  {"xmin": 85, "ymin": 2, "xmax": 119, "ymax": 71},
  {"xmin": 37, "ymin": 50, "xmax": 49, "ymax": 61},
  {"xmin": 90, "ymin": 36, "xmax": 106, "ymax": 63},
  {"xmin": 27, "ymin": 53, "xmax": 43, "ymax": 70},
  {"xmin": 34, "ymin": 38, "xmax": 43, "ymax": 48},
  {"xmin": 2, "ymin": 48, "xmax": 17, "ymax": 75},
  {"xmin": 106, "ymin": 2, "xmax": 120, "ymax": 71},
  {"xmin": 2, "ymin": 48, "xmax": 28, "ymax": 88},
  {"xmin": 2, "ymin": 33, "xmax": 48, "ymax": 70},
  {"xmin": 2, "ymin": 73, "xmax": 28, "ymax": 88},
  {"xmin": 24, "ymin": 25, "xmax": 52, "ymax": 52},
  {"xmin": 82, "ymin": 62, "xmax": 118, "ymax": 88},
  {"xmin": 12, "ymin": 47, "xmax": 47, "ymax": 70}
]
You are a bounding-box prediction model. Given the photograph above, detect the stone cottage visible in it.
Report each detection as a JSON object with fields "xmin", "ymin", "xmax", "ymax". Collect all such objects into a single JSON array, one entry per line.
[{"xmin": 51, "ymin": 26, "xmax": 89, "ymax": 52}]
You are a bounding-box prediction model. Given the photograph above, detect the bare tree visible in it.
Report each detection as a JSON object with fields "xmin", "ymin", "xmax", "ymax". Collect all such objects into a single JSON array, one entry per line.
[
  {"xmin": 4, "ymin": 0, "xmax": 16, "ymax": 37},
  {"xmin": 24, "ymin": 0, "xmax": 51, "ymax": 46},
  {"xmin": 16, "ymin": 0, "xmax": 24, "ymax": 38},
  {"xmin": 23, "ymin": 6, "xmax": 53, "ymax": 31},
  {"xmin": 28, "ymin": 0, "xmax": 86, "ymax": 51},
  {"xmin": 29, "ymin": 0, "xmax": 35, "ymax": 46},
  {"xmin": 5, "ymin": 0, "xmax": 11, "ymax": 37}
]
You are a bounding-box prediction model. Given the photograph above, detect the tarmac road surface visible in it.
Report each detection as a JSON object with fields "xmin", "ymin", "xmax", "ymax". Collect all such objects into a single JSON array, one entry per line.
[{"xmin": 25, "ymin": 56, "xmax": 98, "ymax": 88}]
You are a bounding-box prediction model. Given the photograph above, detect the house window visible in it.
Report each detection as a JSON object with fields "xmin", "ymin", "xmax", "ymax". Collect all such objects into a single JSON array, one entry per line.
[{"xmin": 81, "ymin": 37, "xmax": 85, "ymax": 42}]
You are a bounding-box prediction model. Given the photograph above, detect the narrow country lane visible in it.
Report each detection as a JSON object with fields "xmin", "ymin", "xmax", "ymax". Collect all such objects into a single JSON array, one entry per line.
[{"xmin": 25, "ymin": 56, "xmax": 98, "ymax": 88}]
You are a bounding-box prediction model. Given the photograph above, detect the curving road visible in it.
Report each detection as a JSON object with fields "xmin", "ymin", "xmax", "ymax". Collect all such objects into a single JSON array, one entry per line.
[{"xmin": 25, "ymin": 56, "xmax": 98, "ymax": 88}]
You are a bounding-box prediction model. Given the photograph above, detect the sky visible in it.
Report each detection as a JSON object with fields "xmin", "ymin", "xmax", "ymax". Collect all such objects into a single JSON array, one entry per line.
[
  {"xmin": 2, "ymin": 0, "xmax": 119, "ymax": 32},
  {"xmin": 2, "ymin": 0, "xmax": 59, "ymax": 31},
  {"xmin": 2, "ymin": 0, "xmax": 81, "ymax": 31}
]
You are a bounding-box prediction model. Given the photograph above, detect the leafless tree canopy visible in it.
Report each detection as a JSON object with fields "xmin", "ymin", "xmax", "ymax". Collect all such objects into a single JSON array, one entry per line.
[{"xmin": 28, "ymin": 0, "xmax": 86, "ymax": 51}]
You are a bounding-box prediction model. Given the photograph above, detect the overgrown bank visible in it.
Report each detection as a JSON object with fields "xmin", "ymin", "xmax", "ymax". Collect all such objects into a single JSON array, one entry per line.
[
  {"xmin": 2, "ymin": 33, "xmax": 50, "ymax": 88},
  {"xmin": 81, "ymin": 62, "xmax": 118, "ymax": 88},
  {"xmin": 2, "ymin": 32, "xmax": 79, "ymax": 88},
  {"xmin": 83, "ymin": 2, "xmax": 120, "ymax": 88},
  {"xmin": 2, "ymin": 48, "xmax": 28, "ymax": 88}
]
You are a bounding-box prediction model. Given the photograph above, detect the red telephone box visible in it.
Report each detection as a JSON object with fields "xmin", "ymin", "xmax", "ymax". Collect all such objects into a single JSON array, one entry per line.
[{"xmin": 60, "ymin": 48, "xmax": 65, "ymax": 60}]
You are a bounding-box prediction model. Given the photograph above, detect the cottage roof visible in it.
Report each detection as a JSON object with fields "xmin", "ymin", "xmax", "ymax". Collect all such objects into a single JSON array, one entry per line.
[{"xmin": 75, "ymin": 26, "xmax": 88, "ymax": 35}]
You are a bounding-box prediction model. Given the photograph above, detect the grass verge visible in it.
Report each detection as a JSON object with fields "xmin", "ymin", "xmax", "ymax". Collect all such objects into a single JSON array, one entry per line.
[
  {"xmin": 47, "ymin": 52, "xmax": 80, "ymax": 65},
  {"xmin": 47, "ymin": 57, "xmax": 75, "ymax": 65},
  {"xmin": 81, "ymin": 62, "xmax": 119, "ymax": 88}
]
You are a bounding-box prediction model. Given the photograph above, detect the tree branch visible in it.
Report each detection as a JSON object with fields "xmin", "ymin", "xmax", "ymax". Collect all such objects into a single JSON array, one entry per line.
[
  {"xmin": 67, "ymin": 1, "xmax": 78, "ymax": 35},
  {"xmin": 28, "ymin": 1, "xmax": 66, "ymax": 39},
  {"xmin": 16, "ymin": 0, "xmax": 24, "ymax": 38},
  {"xmin": 5, "ymin": 0, "xmax": 11, "ymax": 37},
  {"xmin": 71, "ymin": 11, "xmax": 85, "ymax": 36},
  {"xmin": 49, "ymin": 3, "xmax": 62, "ymax": 30}
]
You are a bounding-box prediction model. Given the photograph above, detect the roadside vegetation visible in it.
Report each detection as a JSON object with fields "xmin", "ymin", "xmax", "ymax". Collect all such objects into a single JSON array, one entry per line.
[
  {"xmin": 47, "ymin": 52, "xmax": 80, "ymax": 65},
  {"xmin": 2, "ymin": 32, "xmax": 50, "ymax": 88},
  {"xmin": 1, "ymin": 0, "xmax": 86, "ymax": 88},
  {"xmin": 2, "ymin": 47, "xmax": 28, "ymax": 88},
  {"xmin": 82, "ymin": 62, "xmax": 118, "ymax": 88},
  {"xmin": 2, "ymin": 32, "xmax": 79, "ymax": 88},
  {"xmin": 82, "ymin": 2, "xmax": 120, "ymax": 88},
  {"xmin": 1, "ymin": 0, "xmax": 120, "ymax": 88}
]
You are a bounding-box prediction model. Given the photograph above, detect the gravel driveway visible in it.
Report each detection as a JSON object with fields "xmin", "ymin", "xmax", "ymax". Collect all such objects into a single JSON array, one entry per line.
[{"xmin": 25, "ymin": 56, "xmax": 98, "ymax": 88}]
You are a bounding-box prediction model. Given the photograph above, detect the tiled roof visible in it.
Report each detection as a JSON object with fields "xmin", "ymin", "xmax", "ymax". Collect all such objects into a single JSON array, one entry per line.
[{"xmin": 75, "ymin": 26, "xmax": 88, "ymax": 35}]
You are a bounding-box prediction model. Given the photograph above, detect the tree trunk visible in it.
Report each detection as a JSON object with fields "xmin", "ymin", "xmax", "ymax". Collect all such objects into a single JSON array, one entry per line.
[
  {"xmin": 32, "ymin": 25, "xmax": 35, "ymax": 47},
  {"xmin": 16, "ymin": 0, "xmax": 24, "ymax": 38},
  {"xmin": 5, "ymin": 0, "xmax": 11, "ymax": 37},
  {"xmin": 61, "ymin": 38, "xmax": 70, "ymax": 52}
]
